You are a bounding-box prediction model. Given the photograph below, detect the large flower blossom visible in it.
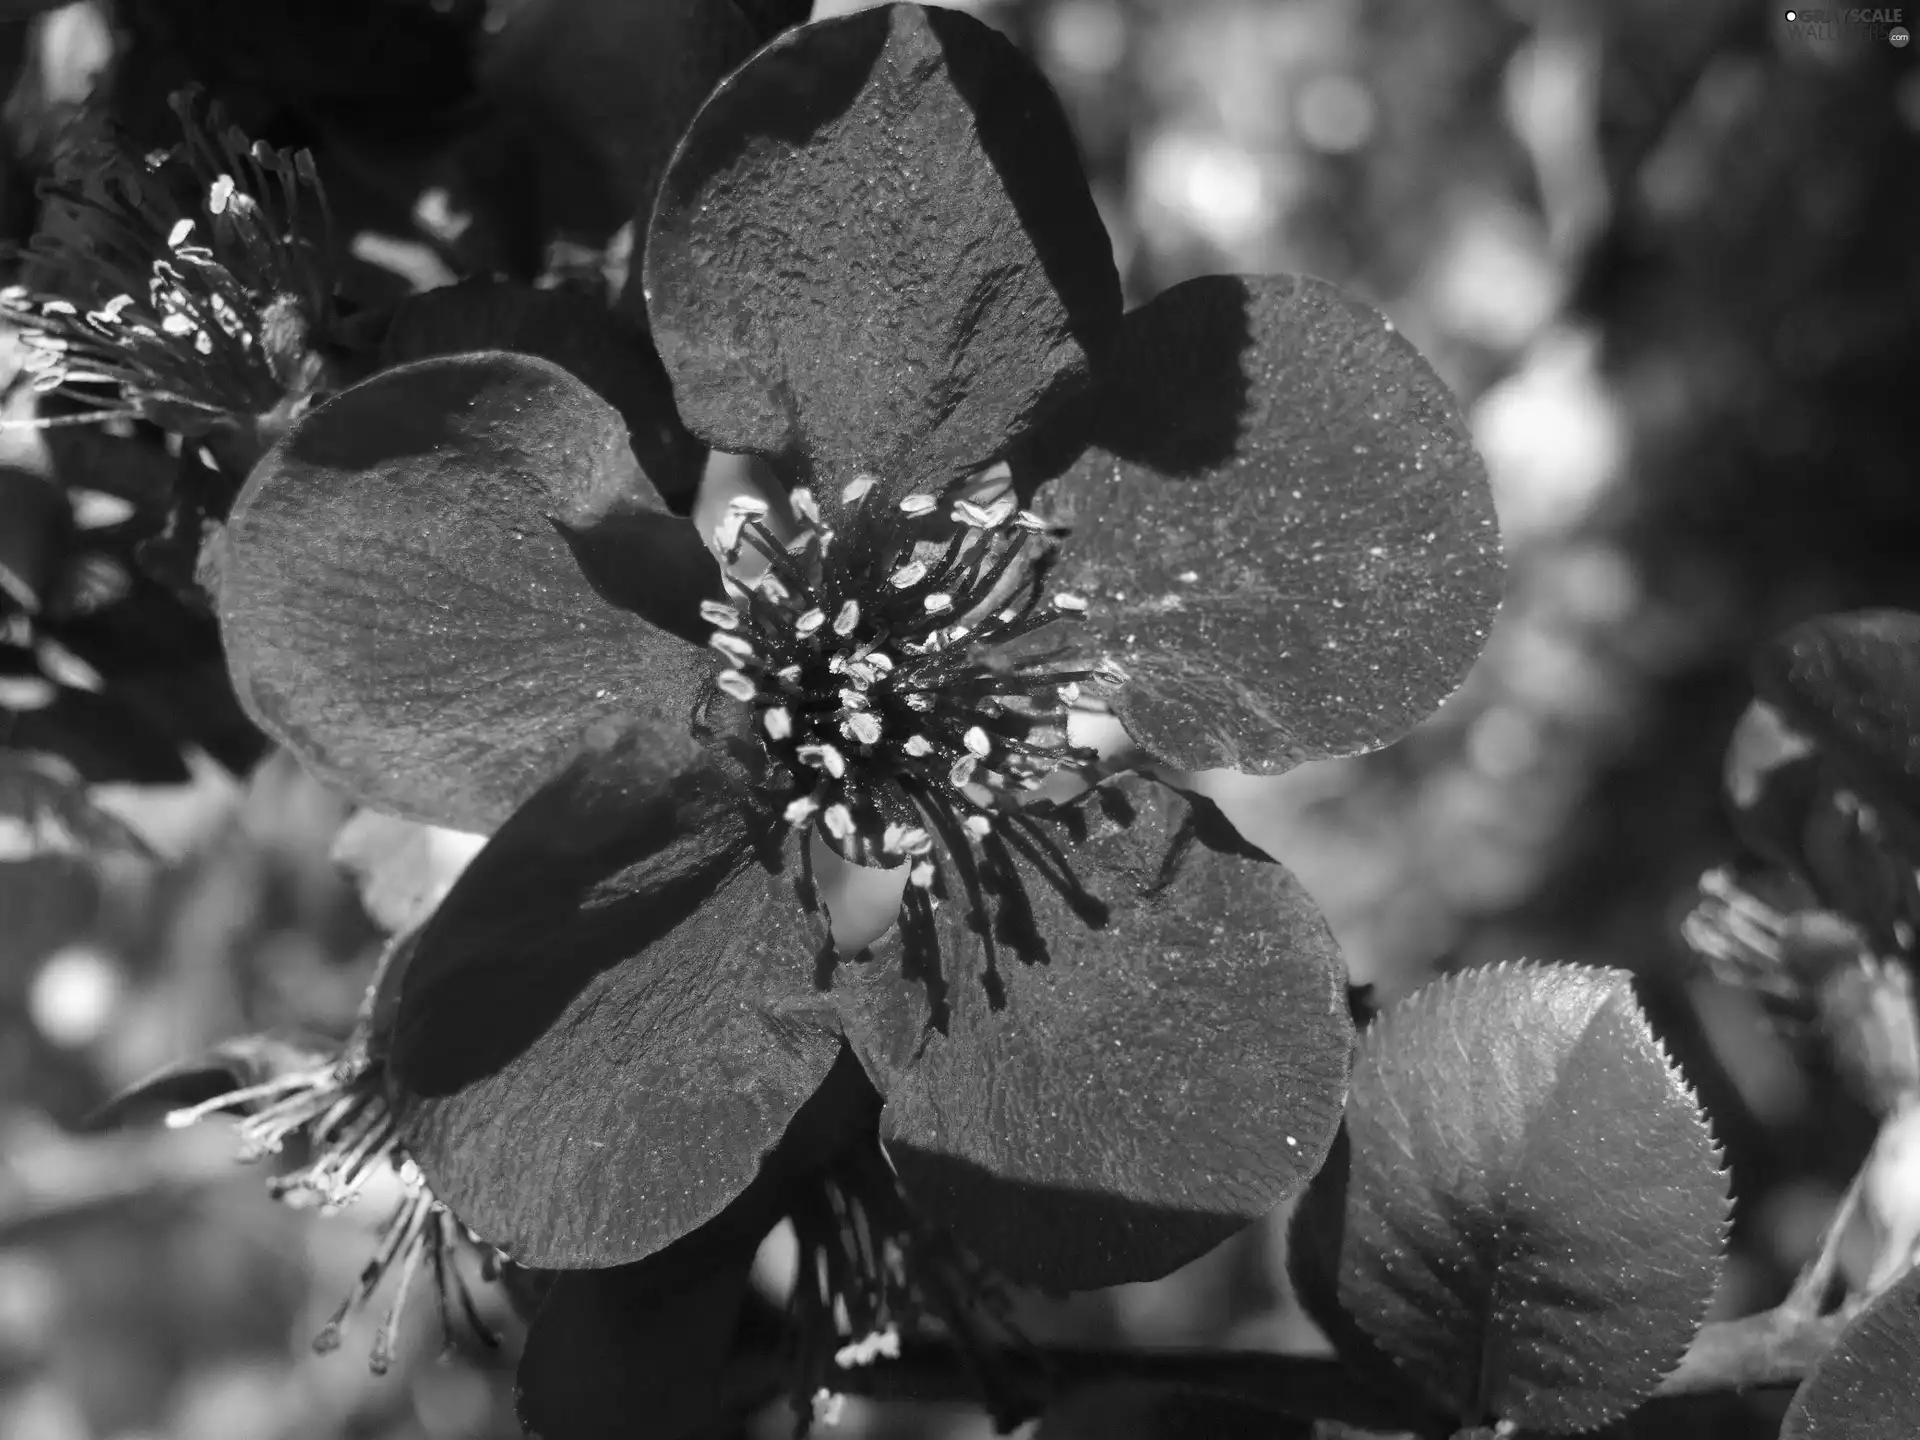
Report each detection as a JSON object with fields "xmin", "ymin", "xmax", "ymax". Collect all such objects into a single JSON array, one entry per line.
[{"xmin": 216, "ymin": 4, "xmax": 1501, "ymax": 1294}]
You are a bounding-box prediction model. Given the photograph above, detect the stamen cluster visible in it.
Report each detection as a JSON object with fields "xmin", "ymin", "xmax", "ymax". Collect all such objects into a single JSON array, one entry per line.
[
  {"xmin": 705, "ymin": 474, "xmax": 1114, "ymax": 882},
  {"xmin": 167, "ymin": 1053, "xmax": 499, "ymax": 1373},
  {"xmin": 2, "ymin": 93, "xmax": 336, "ymax": 437},
  {"xmin": 783, "ymin": 1143, "xmax": 1031, "ymax": 1431}
]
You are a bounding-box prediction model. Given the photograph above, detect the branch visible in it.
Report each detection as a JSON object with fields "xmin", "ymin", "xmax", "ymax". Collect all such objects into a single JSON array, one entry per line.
[{"xmin": 831, "ymin": 1303, "xmax": 1849, "ymax": 1430}]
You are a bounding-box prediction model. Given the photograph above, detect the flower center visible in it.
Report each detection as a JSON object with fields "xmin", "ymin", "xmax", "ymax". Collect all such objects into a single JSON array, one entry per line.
[
  {"xmin": 1, "ymin": 91, "xmax": 334, "ymax": 439},
  {"xmin": 705, "ymin": 474, "xmax": 1116, "ymax": 877}
]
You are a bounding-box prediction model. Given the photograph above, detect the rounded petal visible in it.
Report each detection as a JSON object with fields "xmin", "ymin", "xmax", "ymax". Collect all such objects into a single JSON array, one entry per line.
[
  {"xmin": 381, "ymin": 279, "xmax": 707, "ymax": 506},
  {"xmin": 389, "ymin": 733, "xmax": 844, "ymax": 1267},
  {"xmin": 645, "ymin": 2, "xmax": 1120, "ymax": 511},
  {"xmin": 834, "ymin": 777, "xmax": 1352, "ymax": 1290},
  {"xmin": 1036, "ymin": 274, "xmax": 1502, "ymax": 773},
  {"xmin": 219, "ymin": 351, "xmax": 718, "ymax": 833}
]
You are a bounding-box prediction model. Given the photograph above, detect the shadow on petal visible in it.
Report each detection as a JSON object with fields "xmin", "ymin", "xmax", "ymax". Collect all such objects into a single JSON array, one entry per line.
[{"xmin": 388, "ymin": 735, "xmax": 846, "ymax": 1266}]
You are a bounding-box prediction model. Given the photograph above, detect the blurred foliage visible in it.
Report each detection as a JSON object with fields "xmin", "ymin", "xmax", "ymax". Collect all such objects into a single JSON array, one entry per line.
[{"xmin": 3, "ymin": 0, "xmax": 1918, "ymax": 1437}]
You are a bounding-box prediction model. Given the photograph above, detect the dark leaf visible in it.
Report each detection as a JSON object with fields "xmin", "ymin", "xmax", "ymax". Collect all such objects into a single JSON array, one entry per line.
[
  {"xmin": 90, "ymin": 1033, "xmax": 330, "ymax": 1128},
  {"xmin": 1038, "ymin": 1384, "xmax": 1309, "ymax": 1440},
  {"xmin": 1035, "ymin": 274, "xmax": 1501, "ymax": 773},
  {"xmin": 390, "ymin": 733, "xmax": 843, "ymax": 1268},
  {"xmin": 219, "ymin": 351, "xmax": 717, "ymax": 833},
  {"xmin": 1782, "ymin": 1261, "xmax": 1920, "ymax": 1438},
  {"xmin": 835, "ymin": 776, "xmax": 1351, "ymax": 1291},
  {"xmin": 1756, "ymin": 610, "xmax": 1920, "ymax": 820},
  {"xmin": 480, "ymin": 0, "xmax": 760, "ymax": 247},
  {"xmin": 0, "ymin": 465, "xmax": 72, "ymax": 611},
  {"xmin": 2, "ymin": 687, "xmax": 193, "ymax": 786},
  {"xmin": 644, "ymin": 2, "xmax": 1120, "ymax": 513},
  {"xmin": 380, "ymin": 278, "xmax": 707, "ymax": 506},
  {"xmin": 517, "ymin": 1223, "xmax": 762, "ymax": 1440},
  {"xmin": 1298, "ymin": 963, "xmax": 1726, "ymax": 1434}
]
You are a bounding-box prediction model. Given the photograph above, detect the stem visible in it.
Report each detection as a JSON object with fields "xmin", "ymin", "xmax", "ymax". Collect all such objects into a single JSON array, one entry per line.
[{"xmin": 830, "ymin": 1303, "xmax": 1851, "ymax": 1429}]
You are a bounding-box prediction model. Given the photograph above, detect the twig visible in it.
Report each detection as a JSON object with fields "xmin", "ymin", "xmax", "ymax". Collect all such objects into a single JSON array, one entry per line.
[{"xmin": 831, "ymin": 1303, "xmax": 1853, "ymax": 1429}]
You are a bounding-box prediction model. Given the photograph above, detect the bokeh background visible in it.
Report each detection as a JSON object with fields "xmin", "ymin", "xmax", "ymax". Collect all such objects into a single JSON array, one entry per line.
[{"xmin": 4, "ymin": 0, "xmax": 1918, "ymax": 1436}]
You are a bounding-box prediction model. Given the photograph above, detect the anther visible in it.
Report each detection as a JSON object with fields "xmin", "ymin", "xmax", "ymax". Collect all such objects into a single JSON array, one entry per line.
[
  {"xmin": 823, "ymin": 805, "xmax": 856, "ymax": 840},
  {"xmin": 834, "ymin": 601, "xmax": 861, "ymax": 636},
  {"xmin": 899, "ymin": 493, "xmax": 938, "ymax": 517},
  {"xmin": 845, "ymin": 712, "xmax": 883, "ymax": 746},
  {"xmin": 923, "ymin": 593, "xmax": 953, "ymax": 615},
  {"xmin": 1051, "ymin": 593, "xmax": 1089, "ymax": 613},
  {"xmin": 784, "ymin": 796, "xmax": 821, "ymax": 826},
  {"xmin": 798, "ymin": 744, "xmax": 847, "ymax": 779},
  {"xmin": 963, "ymin": 815, "xmax": 993, "ymax": 840},
  {"xmin": 716, "ymin": 670, "xmax": 757, "ymax": 702},
  {"xmin": 709, "ymin": 633, "xmax": 755, "ymax": 664},
  {"xmin": 765, "ymin": 707, "xmax": 794, "ymax": 740},
  {"xmin": 167, "ymin": 219, "xmax": 195, "ymax": 247},
  {"xmin": 890, "ymin": 561, "xmax": 927, "ymax": 589},
  {"xmin": 949, "ymin": 756, "xmax": 978, "ymax": 787},
  {"xmin": 795, "ymin": 609, "xmax": 827, "ymax": 637},
  {"xmin": 700, "ymin": 599, "xmax": 740, "ymax": 629},
  {"xmin": 963, "ymin": 727, "xmax": 992, "ymax": 758},
  {"xmin": 790, "ymin": 488, "xmax": 821, "ymax": 525},
  {"xmin": 903, "ymin": 735, "xmax": 932, "ymax": 757},
  {"xmin": 842, "ymin": 474, "xmax": 877, "ymax": 504}
]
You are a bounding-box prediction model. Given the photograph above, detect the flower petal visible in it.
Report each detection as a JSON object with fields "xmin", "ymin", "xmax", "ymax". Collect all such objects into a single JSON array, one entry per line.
[
  {"xmin": 834, "ymin": 776, "xmax": 1352, "ymax": 1290},
  {"xmin": 515, "ymin": 1227, "xmax": 760, "ymax": 1440},
  {"xmin": 645, "ymin": 2, "xmax": 1120, "ymax": 511},
  {"xmin": 219, "ymin": 350, "xmax": 718, "ymax": 833},
  {"xmin": 388, "ymin": 730, "xmax": 844, "ymax": 1267},
  {"xmin": 381, "ymin": 279, "xmax": 708, "ymax": 506},
  {"xmin": 1033, "ymin": 274, "xmax": 1502, "ymax": 772}
]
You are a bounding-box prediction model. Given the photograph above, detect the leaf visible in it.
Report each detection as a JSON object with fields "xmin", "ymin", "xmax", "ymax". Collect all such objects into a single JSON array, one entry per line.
[
  {"xmin": 1295, "ymin": 963, "xmax": 1727, "ymax": 1434},
  {"xmin": 1034, "ymin": 273, "xmax": 1502, "ymax": 774},
  {"xmin": 218, "ymin": 350, "xmax": 717, "ymax": 833},
  {"xmin": 644, "ymin": 2, "xmax": 1121, "ymax": 516},
  {"xmin": 479, "ymin": 0, "xmax": 761, "ymax": 245},
  {"xmin": 1037, "ymin": 1385, "xmax": 1310, "ymax": 1440},
  {"xmin": 515, "ymin": 1227, "xmax": 761, "ymax": 1440},
  {"xmin": 834, "ymin": 776, "xmax": 1352, "ymax": 1291},
  {"xmin": 1782, "ymin": 1261, "xmax": 1920, "ymax": 1438},
  {"xmin": 1755, "ymin": 610, "xmax": 1920, "ymax": 820},
  {"xmin": 389, "ymin": 734, "xmax": 845, "ymax": 1268},
  {"xmin": 90, "ymin": 1033, "xmax": 331, "ymax": 1129}
]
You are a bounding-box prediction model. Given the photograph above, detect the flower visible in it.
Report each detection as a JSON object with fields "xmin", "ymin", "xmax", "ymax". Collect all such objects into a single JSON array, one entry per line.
[
  {"xmin": 216, "ymin": 4, "xmax": 1500, "ymax": 1294},
  {"xmin": 108, "ymin": 939, "xmax": 506, "ymax": 1374},
  {"xmin": 2, "ymin": 91, "xmax": 342, "ymax": 448}
]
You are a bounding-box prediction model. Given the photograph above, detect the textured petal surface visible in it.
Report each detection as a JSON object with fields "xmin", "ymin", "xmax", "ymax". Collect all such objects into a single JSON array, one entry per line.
[
  {"xmin": 381, "ymin": 279, "xmax": 708, "ymax": 506},
  {"xmin": 834, "ymin": 777, "xmax": 1351, "ymax": 1291},
  {"xmin": 219, "ymin": 351, "xmax": 717, "ymax": 833},
  {"xmin": 389, "ymin": 732, "xmax": 842, "ymax": 1267},
  {"xmin": 1036, "ymin": 274, "xmax": 1501, "ymax": 773},
  {"xmin": 645, "ymin": 2, "xmax": 1120, "ymax": 512}
]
